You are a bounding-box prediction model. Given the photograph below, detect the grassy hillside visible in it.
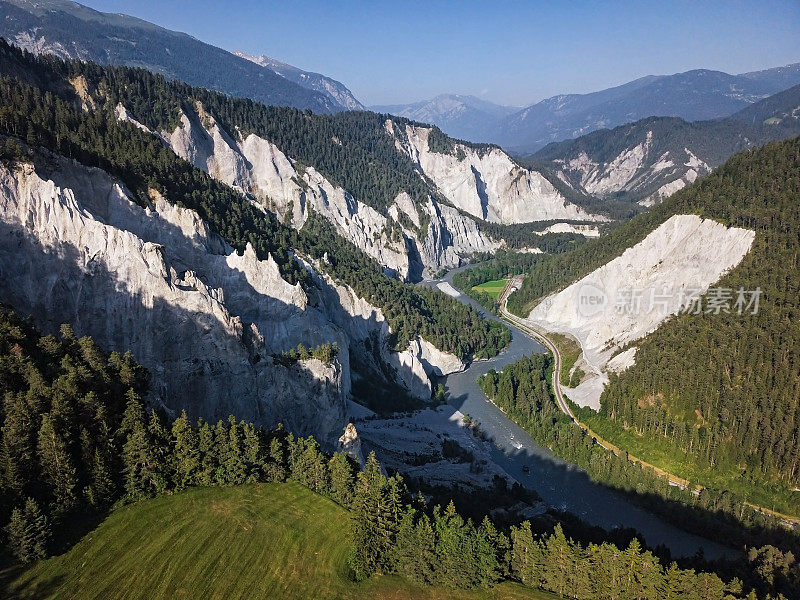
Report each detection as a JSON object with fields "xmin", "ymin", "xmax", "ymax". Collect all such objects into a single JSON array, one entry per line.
[{"xmin": 4, "ymin": 483, "xmax": 550, "ymax": 600}]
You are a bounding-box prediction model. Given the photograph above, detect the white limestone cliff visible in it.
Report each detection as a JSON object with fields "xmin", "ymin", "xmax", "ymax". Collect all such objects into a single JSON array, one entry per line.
[
  {"xmin": 0, "ymin": 155, "xmax": 461, "ymax": 442},
  {"xmin": 391, "ymin": 122, "xmax": 604, "ymax": 224},
  {"xmin": 151, "ymin": 103, "xmax": 499, "ymax": 279},
  {"xmin": 525, "ymin": 214, "xmax": 755, "ymax": 409}
]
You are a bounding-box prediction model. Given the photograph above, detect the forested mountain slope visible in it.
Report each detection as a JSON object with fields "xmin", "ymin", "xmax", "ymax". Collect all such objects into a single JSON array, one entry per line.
[
  {"xmin": 531, "ymin": 85, "xmax": 800, "ymax": 207},
  {"xmin": 0, "ymin": 0, "xmax": 344, "ymax": 112},
  {"xmin": 510, "ymin": 136, "xmax": 800, "ymax": 488},
  {"xmin": 0, "ymin": 40, "xmax": 602, "ymax": 281},
  {"xmin": 0, "ymin": 40, "xmax": 513, "ymax": 441},
  {"xmin": 497, "ymin": 64, "xmax": 800, "ymax": 153}
]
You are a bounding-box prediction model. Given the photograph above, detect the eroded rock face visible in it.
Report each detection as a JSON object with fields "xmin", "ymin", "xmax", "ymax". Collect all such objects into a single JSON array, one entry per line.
[
  {"xmin": 0, "ymin": 155, "xmax": 463, "ymax": 441},
  {"xmin": 391, "ymin": 122, "xmax": 604, "ymax": 224},
  {"xmin": 295, "ymin": 255, "xmax": 466, "ymax": 399},
  {"xmin": 526, "ymin": 214, "xmax": 755, "ymax": 409},
  {"xmin": 337, "ymin": 423, "xmax": 364, "ymax": 466},
  {"xmin": 150, "ymin": 104, "xmax": 500, "ymax": 279},
  {"xmin": 0, "ymin": 157, "xmax": 349, "ymax": 442}
]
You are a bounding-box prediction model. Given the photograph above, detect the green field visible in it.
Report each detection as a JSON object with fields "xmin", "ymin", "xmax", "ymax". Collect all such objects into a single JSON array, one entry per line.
[
  {"xmin": 471, "ymin": 279, "xmax": 508, "ymax": 300},
  {"xmin": 4, "ymin": 483, "xmax": 552, "ymax": 600}
]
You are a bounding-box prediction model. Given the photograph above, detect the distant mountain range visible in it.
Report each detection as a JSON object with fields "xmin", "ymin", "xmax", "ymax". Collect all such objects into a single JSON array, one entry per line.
[
  {"xmin": 0, "ymin": 0, "xmax": 363, "ymax": 113},
  {"xmin": 380, "ymin": 65, "xmax": 800, "ymax": 153},
  {"xmin": 529, "ymin": 84, "xmax": 800, "ymax": 211},
  {"xmin": 370, "ymin": 94, "xmax": 518, "ymax": 143}
]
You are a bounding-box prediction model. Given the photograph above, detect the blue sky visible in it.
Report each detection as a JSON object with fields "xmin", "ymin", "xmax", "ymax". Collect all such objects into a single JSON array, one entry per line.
[{"xmin": 80, "ymin": 1, "xmax": 800, "ymax": 107}]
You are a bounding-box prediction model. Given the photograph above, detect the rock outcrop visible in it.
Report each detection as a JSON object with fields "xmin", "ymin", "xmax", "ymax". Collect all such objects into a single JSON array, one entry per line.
[
  {"xmin": 145, "ymin": 103, "xmax": 501, "ymax": 279},
  {"xmin": 526, "ymin": 214, "xmax": 755, "ymax": 409},
  {"xmin": 0, "ymin": 155, "xmax": 458, "ymax": 443},
  {"xmin": 337, "ymin": 423, "xmax": 364, "ymax": 466},
  {"xmin": 391, "ymin": 122, "xmax": 605, "ymax": 224}
]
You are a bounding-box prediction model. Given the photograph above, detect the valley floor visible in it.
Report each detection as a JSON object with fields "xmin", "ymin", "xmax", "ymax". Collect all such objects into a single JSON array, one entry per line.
[{"xmin": 3, "ymin": 483, "xmax": 553, "ymax": 600}]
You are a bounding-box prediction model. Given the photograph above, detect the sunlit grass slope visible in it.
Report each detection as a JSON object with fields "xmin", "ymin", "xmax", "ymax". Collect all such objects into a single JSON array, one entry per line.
[{"xmin": 5, "ymin": 483, "xmax": 552, "ymax": 600}]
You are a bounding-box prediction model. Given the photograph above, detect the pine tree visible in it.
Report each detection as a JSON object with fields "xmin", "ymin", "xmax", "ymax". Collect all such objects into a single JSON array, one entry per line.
[
  {"xmin": 349, "ymin": 452, "xmax": 387, "ymax": 580},
  {"xmin": 86, "ymin": 446, "xmax": 116, "ymax": 508},
  {"xmin": 1, "ymin": 392, "xmax": 39, "ymax": 492},
  {"xmin": 510, "ymin": 520, "xmax": 543, "ymax": 587},
  {"xmin": 328, "ymin": 452, "xmax": 355, "ymax": 507},
  {"xmin": 117, "ymin": 388, "xmax": 145, "ymax": 442},
  {"xmin": 5, "ymin": 497, "xmax": 51, "ymax": 562},
  {"xmin": 37, "ymin": 413, "xmax": 77, "ymax": 513},
  {"xmin": 171, "ymin": 410, "xmax": 199, "ymax": 490},
  {"xmin": 241, "ymin": 422, "xmax": 263, "ymax": 482},
  {"xmin": 220, "ymin": 417, "xmax": 246, "ymax": 486},
  {"xmin": 212, "ymin": 420, "xmax": 230, "ymax": 485},
  {"xmin": 196, "ymin": 418, "xmax": 216, "ymax": 486},
  {"xmin": 146, "ymin": 411, "xmax": 171, "ymax": 494},
  {"xmin": 541, "ymin": 524, "xmax": 574, "ymax": 598},
  {"xmin": 265, "ymin": 436, "xmax": 287, "ymax": 482}
]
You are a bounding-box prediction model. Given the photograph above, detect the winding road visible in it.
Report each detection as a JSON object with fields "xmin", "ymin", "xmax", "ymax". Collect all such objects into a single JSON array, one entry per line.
[
  {"xmin": 425, "ymin": 266, "xmax": 733, "ymax": 559},
  {"xmin": 496, "ymin": 277, "xmax": 800, "ymax": 525},
  {"xmin": 497, "ymin": 282, "xmax": 691, "ymax": 489}
]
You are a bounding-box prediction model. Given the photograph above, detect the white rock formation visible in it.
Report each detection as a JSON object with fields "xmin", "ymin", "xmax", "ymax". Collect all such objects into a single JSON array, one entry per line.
[
  {"xmin": 0, "ymin": 156, "xmax": 461, "ymax": 441},
  {"xmin": 555, "ymin": 136, "xmax": 712, "ymax": 206},
  {"xmin": 526, "ymin": 214, "xmax": 755, "ymax": 409},
  {"xmin": 146, "ymin": 103, "xmax": 500, "ymax": 279},
  {"xmin": 392, "ymin": 122, "xmax": 604, "ymax": 224},
  {"xmin": 337, "ymin": 423, "xmax": 364, "ymax": 465},
  {"xmin": 539, "ymin": 222, "xmax": 601, "ymax": 237},
  {"xmin": 297, "ymin": 255, "xmax": 466, "ymax": 398}
]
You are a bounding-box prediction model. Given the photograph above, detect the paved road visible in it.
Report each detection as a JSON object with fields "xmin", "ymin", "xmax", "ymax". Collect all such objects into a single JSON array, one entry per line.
[
  {"xmin": 496, "ymin": 279, "xmax": 800, "ymax": 525},
  {"xmin": 496, "ymin": 286, "xmax": 687, "ymax": 487},
  {"xmin": 424, "ymin": 266, "xmax": 733, "ymax": 558}
]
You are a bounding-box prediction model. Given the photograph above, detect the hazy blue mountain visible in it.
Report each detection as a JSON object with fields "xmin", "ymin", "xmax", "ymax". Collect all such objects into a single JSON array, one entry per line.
[
  {"xmin": 371, "ymin": 94, "xmax": 519, "ymax": 142},
  {"xmin": 530, "ymin": 84, "xmax": 800, "ymax": 208},
  {"xmin": 498, "ymin": 65, "xmax": 800, "ymax": 153},
  {"xmin": 234, "ymin": 51, "xmax": 364, "ymax": 111},
  {"xmin": 0, "ymin": 0, "xmax": 352, "ymax": 113}
]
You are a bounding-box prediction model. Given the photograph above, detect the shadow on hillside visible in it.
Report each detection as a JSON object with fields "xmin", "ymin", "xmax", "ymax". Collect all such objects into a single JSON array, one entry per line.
[
  {"xmin": 445, "ymin": 384, "xmax": 800, "ymax": 568},
  {"xmin": 0, "ymin": 215, "xmax": 342, "ymax": 440}
]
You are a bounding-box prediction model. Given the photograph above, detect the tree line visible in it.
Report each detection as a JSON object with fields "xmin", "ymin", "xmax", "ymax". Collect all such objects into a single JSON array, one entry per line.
[
  {"xmin": 506, "ymin": 135, "xmax": 800, "ymax": 490},
  {"xmin": 0, "ymin": 308, "xmax": 782, "ymax": 599},
  {"xmin": 477, "ymin": 353, "xmax": 800, "ymax": 598}
]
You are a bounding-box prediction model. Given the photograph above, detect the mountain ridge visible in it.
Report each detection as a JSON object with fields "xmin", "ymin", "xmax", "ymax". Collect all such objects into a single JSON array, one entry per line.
[{"xmin": 0, "ymin": 0, "xmax": 357, "ymax": 112}]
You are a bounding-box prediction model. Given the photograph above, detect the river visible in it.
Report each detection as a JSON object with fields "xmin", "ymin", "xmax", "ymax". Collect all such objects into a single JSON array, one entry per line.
[{"xmin": 424, "ymin": 265, "xmax": 732, "ymax": 559}]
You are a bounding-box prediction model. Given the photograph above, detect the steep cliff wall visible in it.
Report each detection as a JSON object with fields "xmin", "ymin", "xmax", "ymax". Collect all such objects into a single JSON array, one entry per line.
[
  {"xmin": 391, "ymin": 122, "xmax": 604, "ymax": 224},
  {"xmin": 139, "ymin": 103, "xmax": 499, "ymax": 279},
  {"xmin": 0, "ymin": 155, "xmax": 461, "ymax": 442}
]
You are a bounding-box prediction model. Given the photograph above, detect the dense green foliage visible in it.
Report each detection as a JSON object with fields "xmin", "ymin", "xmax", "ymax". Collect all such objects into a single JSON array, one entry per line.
[
  {"xmin": 1, "ymin": 310, "xmax": 783, "ymax": 599},
  {"xmin": 477, "ymin": 354, "xmax": 800, "ymax": 597},
  {"xmin": 453, "ymin": 251, "xmax": 545, "ymax": 310},
  {"xmin": 301, "ymin": 215, "xmax": 510, "ymax": 358},
  {"xmin": 0, "ymin": 309, "xmax": 148, "ymax": 554},
  {"xmin": 273, "ymin": 342, "xmax": 340, "ymax": 367},
  {"xmin": 508, "ymin": 137, "xmax": 800, "ymax": 487},
  {"xmin": 6, "ymin": 484, "xmax": 556, "ymax": 600},
  {"xmin": 0, "ymin": 40, "xmax": 509, "ymax": 361},
  {"xmin": 350, "ymin": 453, "xmax": 782, "ymax": 600}
]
